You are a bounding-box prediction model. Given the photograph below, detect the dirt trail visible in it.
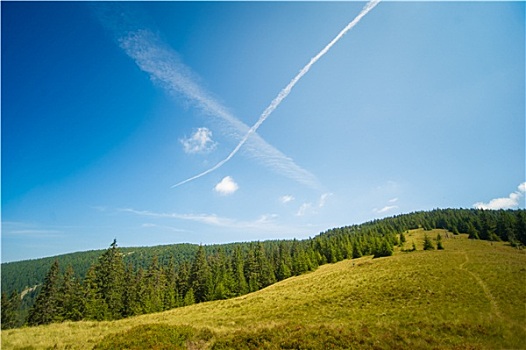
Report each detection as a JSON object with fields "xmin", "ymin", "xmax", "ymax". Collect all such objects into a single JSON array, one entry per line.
[{"xmin": 459, "ymin": 251, "xmax": 525, "ymax": 331}]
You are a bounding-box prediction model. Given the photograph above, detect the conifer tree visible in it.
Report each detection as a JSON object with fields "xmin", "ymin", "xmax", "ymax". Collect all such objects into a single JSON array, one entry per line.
[
  {"xmin": 83, "ymin": 265, "xmax": 108, "ymax": 320},
  {"xmin": 183, "ymin": 288, "xmax": 195, "ymax": 306},
  {"xmin": 190, "ymin": 245, "xmax": 212, "ymax": 303},
  {"xmin": 176, "ymin": 261, "xmax": 191, "ymax": 302},
  {"xmin": 423, "ymin": 233, "xmax": 435, "ymax": 250},
  {"xmin": 352, "ymin": 240, "xmax": 363, "ymax": 259},
  {"xmin": 163, "ymin": 257, "xmax": 179, "ymax": 310},
  {"xmin": 27, "ymin": 260, "xmax": 61, "ymax": 326},
  {"xmin": 436, "ymin": 233, "xmax": 444, "ymax": 250},
  {"xmin": 99, "ymin": 239, "xmax": 126, "ymax": 319},
  {"xmin": 58, "ymin": 266, "xmax": 84, "ymax": 321},
  {"xmin": 1, "ymin": 290, "xmax": 20, "ymax": 329},
  {"xmin": 231, "ymin": 246, "xmax": 248, "ymax": 296},
  {"xmin": 255, "ymin": 242, "xmax": 276, "ymax": 288},
  {"xmin": 467, "ymin": 222, "xmax": 480, "ymax": 240}
]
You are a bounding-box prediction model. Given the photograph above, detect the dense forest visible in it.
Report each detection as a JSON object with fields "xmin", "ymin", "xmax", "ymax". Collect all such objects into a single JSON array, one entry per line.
[{"xmin": 2, "ymin": 209, "xmax": 525, "ymax": 329}]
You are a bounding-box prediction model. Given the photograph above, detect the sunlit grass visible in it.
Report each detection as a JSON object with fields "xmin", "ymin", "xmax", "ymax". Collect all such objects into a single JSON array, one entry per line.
[{"xmin": 3, "ymin": 230, "xmax": 525, "ymax": 349}]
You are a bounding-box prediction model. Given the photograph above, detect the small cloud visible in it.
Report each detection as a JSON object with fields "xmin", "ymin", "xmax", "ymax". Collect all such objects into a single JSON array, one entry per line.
[
  {"xmin": 519, "ymin": 182, "xmax": 526, "ymax": 193},
  {"xmin": 280, "ymin": 195, "xmax": 295, "ymax": 204},
  {"xmin": 214, "ymin": 176, "xmax": 239, "ymax": 196},
  {"xmin": 318, "ymin": 193, "xmax": 333, "ymax": 208},
  {"xmin": 388, "ymin": 197, "xmax": 399, "ymax": 203},
  {"xmin": 296, "ymin": 202, "xmax": 313, "ymax": 217},
  {"xmin": 373, "ymin": 205, "xmax": 398, "ymax": 214},
  {"xmin": 180, "ymin": 127, "xmax": 217, "ymax": 154}
]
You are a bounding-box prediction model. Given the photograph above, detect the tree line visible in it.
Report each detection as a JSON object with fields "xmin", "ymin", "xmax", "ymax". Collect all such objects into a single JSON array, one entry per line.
[{"xmin": 2, "ymin": 208, "xmax": 524, "ymax": 328}]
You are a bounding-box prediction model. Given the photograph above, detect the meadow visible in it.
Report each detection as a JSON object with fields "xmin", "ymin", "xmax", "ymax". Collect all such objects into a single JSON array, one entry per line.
[{"xmin": 2, "ymin": 230, "xmax": 525, "ymax": 349}]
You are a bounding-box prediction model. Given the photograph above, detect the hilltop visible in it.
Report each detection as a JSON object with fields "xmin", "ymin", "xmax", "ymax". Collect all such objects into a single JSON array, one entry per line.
[{"xmin": 2, "ymin": 229, "xmax": 525, "ymax": 349}]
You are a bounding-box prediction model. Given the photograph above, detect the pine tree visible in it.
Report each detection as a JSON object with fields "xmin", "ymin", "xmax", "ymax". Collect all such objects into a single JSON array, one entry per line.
[
  {"xmin": 57, "ymin": 266, "xmax": 84, "ymax": 321},
  {"xmin": 183, "ymin": 288, "xmax": 195, "ymax": 306},
  {"xmin": 190, "ymin": 245, "xmax": 212, "ymax": 303},
  {"xmin": 176, "ymin": 261, "xmax": 191, "ymax": 302},
  {"xmin": 399, "ymin": 232, "xmax": 407, "ymax": 244},
  {"xmin": 255, "ymin": 242, "xmax": 276, "ymax": 288},
  {"xmin": 1, "ymin": 290, "xmax": 20, "ymax": 329},
  {"xmin": 163, "ymin": 257, "xmax": 179, "ymax": 310},
  {"xmin": 27, "ymin": 260, "xmax": 61, "ymax": 326},
  {"xmin": 467, "ymin": 222, "xmax": 480, "ymax": 240},
  {"xmin": 144, "ymin": 256, "xmax": 166, "ymax": 313},
  {"xmin": 352, "ymin": 241, "xmax": 363, "ymax": 259},
  {"xmin": 231, "ymin": 246, "xmax": 248, "ymax": 296},
  {"xmin": 83, "ymin": 265, "xmax": 108, "ymax": 320},
  {"xmin": 423, "ymin": 233, "xmax": 435, "ymax": 251},
  {"xmin": 373, "ymin": 239, "xmax": 393, "ymax": 258},
  {"xmin": 95, "ymin": 239, "xmax": 126, "ymax": 319},
  {"xmin": 436, "ymin": 233, "xmax": 445, "ymax": 250}
]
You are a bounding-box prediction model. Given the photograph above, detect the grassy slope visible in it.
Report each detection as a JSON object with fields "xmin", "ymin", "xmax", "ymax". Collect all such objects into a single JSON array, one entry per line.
[{"xmin": 2, "ymin": 230, "xmax": 525, "ymax": 349}]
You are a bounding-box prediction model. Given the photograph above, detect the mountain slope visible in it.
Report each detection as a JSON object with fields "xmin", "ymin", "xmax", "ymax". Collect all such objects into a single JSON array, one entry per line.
[{"xmin": 3, "ymin": 230, "xmax": 525, "ymax": 349}]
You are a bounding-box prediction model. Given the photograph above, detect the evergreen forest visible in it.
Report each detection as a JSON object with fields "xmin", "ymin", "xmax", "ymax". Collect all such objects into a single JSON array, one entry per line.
[{"xmin": 2, "ymin": 208, "xmax": 525, "ymax": 329}]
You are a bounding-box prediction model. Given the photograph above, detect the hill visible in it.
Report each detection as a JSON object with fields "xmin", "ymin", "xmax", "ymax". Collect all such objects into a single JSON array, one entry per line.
[{"xmin": 2, "ymin": 230, "xmax": 525, "ymax": 349}]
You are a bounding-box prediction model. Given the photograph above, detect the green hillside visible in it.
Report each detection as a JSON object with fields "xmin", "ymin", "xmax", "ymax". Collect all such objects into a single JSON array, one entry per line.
[{"xmin": 2, "ymin": 230, "xmax": 525, "ymax": 349}]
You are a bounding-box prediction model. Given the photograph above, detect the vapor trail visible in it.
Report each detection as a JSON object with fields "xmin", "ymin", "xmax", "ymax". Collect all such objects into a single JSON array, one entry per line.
[{"xmin": 173, "ymin": 0, "xmax": 380, "ymax": 188}]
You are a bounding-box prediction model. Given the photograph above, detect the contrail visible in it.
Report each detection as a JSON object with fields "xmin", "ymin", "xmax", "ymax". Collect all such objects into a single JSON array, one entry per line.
[
  {"xmin": 173, "ymin": 0, "xmax": 381, "ymax": 188},
  {"xmin": 92, "ymin": 3, "xmax": 320, "ymax": 189}
]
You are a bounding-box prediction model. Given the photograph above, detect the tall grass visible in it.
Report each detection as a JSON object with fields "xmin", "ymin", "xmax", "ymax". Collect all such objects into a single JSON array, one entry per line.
[{"xmin": 3, "ymin": 230, "xmax": 525, "ymax": 349}]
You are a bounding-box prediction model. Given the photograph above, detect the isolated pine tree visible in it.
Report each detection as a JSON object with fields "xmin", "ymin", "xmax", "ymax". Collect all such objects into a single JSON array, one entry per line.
[
  {"xmin": 399, "ymin": 232, "xmax": 407, "ymax": 244},
  {"xmin": 423, "ymin": 233, "xmax": 435, "ymax": 251},
  {"xmin": 436, "ymin": 233, "xmax": 445, "ymax": 250}
]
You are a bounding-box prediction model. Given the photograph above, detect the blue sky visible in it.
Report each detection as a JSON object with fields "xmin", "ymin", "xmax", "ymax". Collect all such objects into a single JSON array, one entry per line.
[{"xmin": 2, "ymin": 1, "xmax": 525, "ymax": 262}]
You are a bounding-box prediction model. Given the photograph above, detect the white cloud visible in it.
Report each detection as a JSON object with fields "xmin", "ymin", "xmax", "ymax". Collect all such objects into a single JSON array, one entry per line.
[
  {"xmin": 180, "ymin": 127, "xmax": 217, "ymax": 154},
  {"xmin": 373, "ymin": 205, "xmax": 398, "ymax": 214},
  {"xmin": 295, "ymin": 193, "xmax": 332, "ymax": 217},
  {"xmin": 473, "ymin": 182, "xmax": 526, "ymax": 210},
  {"xmin": 318, "ymin": 193, "xmax": 333, "ymax": 208},
  {"xmin": 296, "ymin": 202, "xmax": 313, "ymax": 217},
  {"xmin": 388, "ymin": 197, "xmax": 399, "ymax": 203},
  {"xmin": 214, "ymin": 176, "xmax": 239, "ymax": 196},
  {"xmin": 280, "ymin": 195, "xmax": 295, "ymax": 204}
]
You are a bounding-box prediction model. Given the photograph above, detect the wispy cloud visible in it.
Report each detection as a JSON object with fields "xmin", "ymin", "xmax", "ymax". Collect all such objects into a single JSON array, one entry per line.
[
  {"xmin": 121, "ymin": 208, "xmax": 286, "ymax": 232},
  {"xmin": 141, "ymin": 223, "xmax": 187, "ymax": 233},
  {"xmin": 473, "ymin": 182, "xmax": 526, "ymax": 210},
  {"xmin": 214, "ymin": 176, "xmax": 239, "ymax": 196},
  {"xmin": 318, "ymin": 193, "xmax": 333, "ymax": 208},
  {"xmin": 373, "ymin": 205, "xmax": 398, "ymax": 214},
  {"xmin": 180, "ymin": 127, "xmax": 217, "ymax": 154},
  {"xmin": 280, "ymin": 195, "xmax": 295, "ymax": 204},
  {"xmin": 296, "ymin": 202, "xmax": 313, "ymax": 217},
  {"xmin": 2, "ymin": 222, "xmax": 64, "ymax": 238},
  {"xmin": 174, "ymin": 0, "xmax": 380, "ymax": 187},
  {"xmin": 101, "ymin": 17, "xmax": 319, "ymax": 189},
  {"xmin": 296, "ymin": 193, "xmax": 332, "ymax": 216}
]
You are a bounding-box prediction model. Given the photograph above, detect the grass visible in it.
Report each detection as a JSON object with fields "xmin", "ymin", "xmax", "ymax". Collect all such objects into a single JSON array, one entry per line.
[{"xmin": 2, "ymin": 230, "xmax": 525, "ymax": 349}]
